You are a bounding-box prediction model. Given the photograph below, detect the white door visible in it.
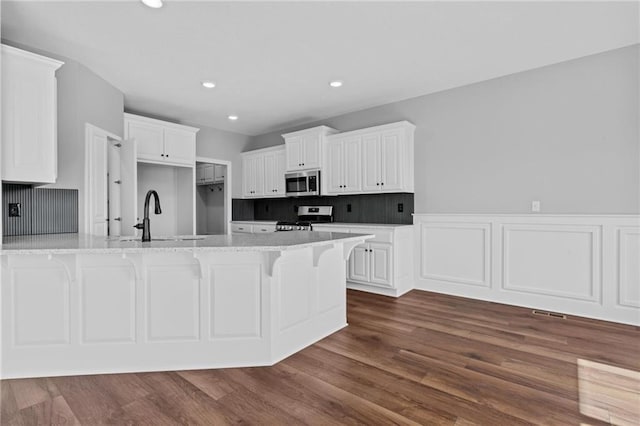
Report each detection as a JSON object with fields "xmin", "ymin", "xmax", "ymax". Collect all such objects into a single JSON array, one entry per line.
[
  {"xmin": 126, "ymin": 121, "xmax": 163, "ymax": 162},
  {"xmin": 107, "ymin": 139, "xmax": 122, "ymax": 236},
  {"xmin": 343, "ymin": 136, "xmax": 362, "ymax": 192},
  {"xmin": 163, "ymin": 128, "xmax": 195, "ymax": 165},
  {"xmin": 242, "ymin": 156, "xmax": 254, "ymax": 196},
  {"xmin": 263, "ymin": 152, "xmax": 276, "ymax": 196},
  {"xmin": 214, "ymin": 165, "xmax": 225, "ymax": 182},
  {"xmin": 348, "ymin": 244, "xmax": 370, "ymax": 283},
  {"xmin": 369, "ymin": 243, "xmax": 393, "ymax": 287},
  {"xmin": 361, "ymin": 133, "xmax": 381, "ymax": 192},
  {"xmin": 119, "ymin": 138, "xmax": 138, "ymax": 236},
  {"xmin": 86, "ymin": 126, "xmax": 109, "ymax": 236},
  {"xmin": 274, "ymin": 149, "xmax": 286, "ymax": 195},
  {"xmin": 253, "ymin": 156, "xmax": 265, "ymax": 197},
  {"xmin": 302, "ymin": 134, "xmax": 321, "ymax": 169},
  {"xmin": 380, "ymin": 130, "xmax": 403, "ymax": 191},
  {"xmin": 285, "ymin": 136, "xmax": 304, "ymax": 170},
  {"xmin": 325, "ymin": 139, "xmax": 344, "ymax": 194},
  {"xmin": 203, "ymin": 164, "xmax": 215, "ymax": 183}
]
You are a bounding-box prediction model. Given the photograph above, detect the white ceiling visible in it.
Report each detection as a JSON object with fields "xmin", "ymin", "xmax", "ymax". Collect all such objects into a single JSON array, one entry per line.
[{"xmin": 2, "ymin": 1, "xmax": 638, "ymax": 136}]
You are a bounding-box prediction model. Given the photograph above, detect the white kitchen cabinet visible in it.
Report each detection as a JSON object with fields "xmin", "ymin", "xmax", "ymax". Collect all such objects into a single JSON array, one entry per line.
[
  {"xmin": 230, "ymin": 221, "xmax": 277, "ymax": 234},
  {"xmin": 313, "ymin": 223, "xmax": 414, "ymax": 297},
  {"xmin": 124, "ymin": 113, "xmax": 198, "ymax": 167},
  {"xmin": 282, "ymin": 126, "xmax": 338, "ymax": 171},
  {"xmin": 214, "ymin": 165, "xmax": 225, "ymax": 183},
  {"xmin": 241, "ymin": 146, "xmax": 285, "ymax": 198},
  {"xmin": 324, "ymin": 136, "xmax": 362, "ymax": 194},
  {"xmin": 326, "ymin": 121, "xmax": 415, "ymax": 195},
  {"xmin": 196, "ymin": 164, "xmax": 224, "ymax": 185},
  {"xmin": 1, "ymin": 45, "xmax": 64, "ymax": 184}
]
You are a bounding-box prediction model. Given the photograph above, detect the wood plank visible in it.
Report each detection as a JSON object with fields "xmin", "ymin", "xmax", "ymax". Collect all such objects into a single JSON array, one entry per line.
[{"xmin": 1, "ymin": 289, "xmax": 638, "ymax": 425}]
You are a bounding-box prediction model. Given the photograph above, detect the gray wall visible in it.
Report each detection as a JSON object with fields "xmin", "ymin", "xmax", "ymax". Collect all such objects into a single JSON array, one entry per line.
[
  {"xmin": 249, "ymin": 45, "xmax": 640, "ymax": 214},
  {"xmin": 2, "ymin": 40, "xmax": 125, "ymax": 232},
  {"xmin": 194, "ymin": 125, "xmax": 252, "ymax": 198}
]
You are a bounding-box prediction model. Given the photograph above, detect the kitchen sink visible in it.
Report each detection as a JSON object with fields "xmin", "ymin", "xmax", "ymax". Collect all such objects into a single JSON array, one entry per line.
[{"xmin": 110, "ymin": 236, "xmax": 207, "ymax": 242}]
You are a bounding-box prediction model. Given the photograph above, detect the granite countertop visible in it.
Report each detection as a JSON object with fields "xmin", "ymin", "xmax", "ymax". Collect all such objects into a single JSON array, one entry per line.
[
  {"xmin": 1, "ymin": 232, "xmax": 372, "ymax": 255},
  {"xmin": 230, "ymin": 220, "xmax": 412, "ymax": 228}
]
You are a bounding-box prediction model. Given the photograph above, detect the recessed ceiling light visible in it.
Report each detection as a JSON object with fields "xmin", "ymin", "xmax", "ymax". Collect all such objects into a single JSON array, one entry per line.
[
  {"xmin": 329, "ymin": 80, "xmax": 343, "ymax": 88},
  {"xmin": 228, "ymin": 115, "xmax": 239, "ymax": 121},
  {"xmin": 141, "ymin": 0, "xmax": 163, "ymax": 8},
  {"xmin": 202, "ymin": 81, "xmax": 216, "ymax": 89}
]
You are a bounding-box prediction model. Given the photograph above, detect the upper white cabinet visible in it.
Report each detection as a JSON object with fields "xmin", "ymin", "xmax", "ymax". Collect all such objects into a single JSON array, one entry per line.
[
  {"xmin": 196, "ymin": 164, "xmax": 224, "ymax": 185},
  {"xmin": 241, "ymin": 146, "xmax": 286, "ymax": 198},
  {"xmin": 282, "ymin": 126, "xmax": 338, "ymax": 171},
  {"xmin": 324, "ymin": 121, "xmax": 415, "ymax": 195},
  {"xmin": 324, "ymin": 136, "xmax": 362, "ymax": 194},
  {"xmin": 124, "ymin": 113, "xmax": 198, "ymax": 167},
  {"xmin": 1, "ymin": 45, "xmax": 64, "ymax": 184}
]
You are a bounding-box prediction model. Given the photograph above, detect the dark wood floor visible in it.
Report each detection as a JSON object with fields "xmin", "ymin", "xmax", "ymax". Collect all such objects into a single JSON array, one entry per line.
[{"xmin": 2, "ymin": 289, "xmax": 639, "ymax": 425}]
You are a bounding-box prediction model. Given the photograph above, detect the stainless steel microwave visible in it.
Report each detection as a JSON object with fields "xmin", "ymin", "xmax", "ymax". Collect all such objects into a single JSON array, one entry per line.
[{"xmin": 285, "ymin": 170, "xmax": 320, "ymax": 197}]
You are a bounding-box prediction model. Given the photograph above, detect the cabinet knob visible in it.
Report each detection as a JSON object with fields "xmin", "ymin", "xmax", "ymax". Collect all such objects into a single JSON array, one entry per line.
[
  {"xmin": 381, "ymin": 182, "xmax": 384, "ymax": 186},
  {"xmin": 376, "ymin": 183, "xmax": 380, "ymax": 186},
  {"xmin": 161, "ymin": 154, "xmax": 165, "ymax": 157}
]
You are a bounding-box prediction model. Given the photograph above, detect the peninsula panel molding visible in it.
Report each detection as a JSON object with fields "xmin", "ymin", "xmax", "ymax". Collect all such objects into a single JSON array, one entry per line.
[{"xmin": 414, "ymin": 214, "xmax": 640, "ymax": 326}]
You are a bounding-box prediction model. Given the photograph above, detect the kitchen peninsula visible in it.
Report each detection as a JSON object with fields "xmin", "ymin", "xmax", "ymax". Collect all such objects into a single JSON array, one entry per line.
[{"xmin": 0, "ymin": 231, "xmax": 371, "ymax": 379}]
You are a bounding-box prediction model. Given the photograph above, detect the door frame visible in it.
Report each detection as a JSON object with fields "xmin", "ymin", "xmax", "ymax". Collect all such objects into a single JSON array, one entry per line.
[
  {"xmin": 84, "ymin": 123, "xmax": 122, "ymax": 235},
  {"xmin": 196, "ymin": 156, "xmax": 232, "ymax": 234}
]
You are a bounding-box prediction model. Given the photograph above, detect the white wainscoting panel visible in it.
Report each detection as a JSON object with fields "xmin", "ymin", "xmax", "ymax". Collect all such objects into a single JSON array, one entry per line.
[
  {"xmin": 209, "ymin": 264, "xmax": 261, "ymax": 339},
  {"xmin": 618, "ymin": 227, "xmax": 640, "ymax": 308},
  {"xmin": 414, "ymin": 214, "xmax": 640, "ymax": 325},
  {"xmin": 80, "ymin": 265, "xmax": 136, "ymax": 343},
  {"xmin": 146, "ymin": 264, "xmax": 200, "ymax": 341},
  {"xmin": 502, "ymin": 224, "xmax": 601, "ymax": 302},
  {"xmin": 12, "ymin": 266, "xmax": 69, "ymax": 346},
  {"xmin": 420, "ymin": 223, "xmax": 491, "ymax": 287}
]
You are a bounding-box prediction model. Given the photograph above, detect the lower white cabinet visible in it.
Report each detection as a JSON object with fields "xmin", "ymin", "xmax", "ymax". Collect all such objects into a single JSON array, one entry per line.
[
  {"xmin": 230, "ymin": 222, "xmax": 277, "ymax": 234},
  {"xmin": 314, "ymin": 223, "xmax": 414, "ymax": 297}
]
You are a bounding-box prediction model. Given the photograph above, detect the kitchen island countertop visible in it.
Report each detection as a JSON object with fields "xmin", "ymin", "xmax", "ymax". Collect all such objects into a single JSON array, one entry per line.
[{"xmin": 1, "ymin": 231, "xmax": 371, "ymax": 255}]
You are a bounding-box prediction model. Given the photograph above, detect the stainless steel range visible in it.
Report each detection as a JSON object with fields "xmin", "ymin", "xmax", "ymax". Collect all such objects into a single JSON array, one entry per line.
[{"xmin": 275, "ymin": 206, "xmax": 333, "ymax": 231}]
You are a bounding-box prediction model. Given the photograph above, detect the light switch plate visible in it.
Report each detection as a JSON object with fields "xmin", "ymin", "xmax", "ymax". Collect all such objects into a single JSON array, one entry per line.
[{"xmin": 531, "ymin": 200, "xmax": 541, "ymax": 212}]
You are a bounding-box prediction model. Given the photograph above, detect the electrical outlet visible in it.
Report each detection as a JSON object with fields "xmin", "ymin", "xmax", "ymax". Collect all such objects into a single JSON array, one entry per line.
[
  {"xmin": 398, "ymin": 203, "xmax": 404, "ymax": 213},
  {"xmin": 346, "ymin": 204, "xmax": 352, "ymax": 213},
  {"xmin": 531, "ymin": 200, "xmax": 541, "ymax": 212},
  {"xmin": 8, "ymin": 203, "xmax": 21, "ymax": 217}
]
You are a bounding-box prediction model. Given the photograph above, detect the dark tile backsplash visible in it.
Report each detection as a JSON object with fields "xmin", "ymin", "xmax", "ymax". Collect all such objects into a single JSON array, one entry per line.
[
  {"xmin": 233, "ymin": 193, "xmax": 413, "ymax": 224},
  {"xmin": 3, "ymin": 184, "xmax": 78, "ymax": 236}
]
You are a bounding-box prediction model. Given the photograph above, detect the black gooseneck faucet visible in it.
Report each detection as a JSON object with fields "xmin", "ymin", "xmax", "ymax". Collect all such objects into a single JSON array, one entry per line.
[{"xmin": 134, "ymin": 190, "xmax": 162, "ymax": 242}]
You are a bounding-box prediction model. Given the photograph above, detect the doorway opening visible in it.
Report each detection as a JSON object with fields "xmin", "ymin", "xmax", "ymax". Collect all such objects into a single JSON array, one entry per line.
[{"xmin": 195, "ymin": 157, "xmax": 232, "ymax": 235}]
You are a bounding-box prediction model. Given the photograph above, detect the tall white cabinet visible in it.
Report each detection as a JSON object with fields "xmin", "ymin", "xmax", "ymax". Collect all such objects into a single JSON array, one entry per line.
[
  {"xmin": 1, "ymin": 45, "xmax": 64, "ymax": 184},
  {"xmin": 124, "ymin": 113, "xmax": 199, "ymax": 236}
]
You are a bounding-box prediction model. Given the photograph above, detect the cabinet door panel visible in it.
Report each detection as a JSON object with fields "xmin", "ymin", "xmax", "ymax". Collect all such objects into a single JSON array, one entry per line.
[
  {"xmin": 127, "ymin": 121, "xmax": 164, "ymax": 162},
  {"xmin": 285, "ymin": 136, "xmax": 303, "ymax": 171},
  {"xmin": 348, "ymin": 244, "xmax": 370, "ymax": 283},
  {"xmin": 163, "ymin": 128, "xmax": 195, "ymax": 165},
  {"xmin": 325, "ymin": 139, "xmax": 344, "ymax": 194},
  {"xmin": 242, "ymin": 157, "xmax": 253, "ymax": 197},
  {"xmin": 302, "ymin": 133, "xmax": 321, "ymax": 169},
  {"xmin": 2, "ymin": 54, "xmax": 58, "ymax": 183},
  {"xmin": 214, "ymin": 165, "xmax": 225, "ymax": 182},
  {"xmin": 361, "ymin": 134, "xmax": 380, "ymax": 192},
  {"xmin": 343, "ymin": 137, "xmax": 362, "ymax": 192},
  {"xmin": 274, "ymin": 150, "xmax": 286, "ymax": 196},
  {"xmin": 370, "ymin": 243, "xmax": 393, "ymax": 287},
  {"xmin": 253, "ymin": 156, "xmax": 265, "ymax": 197},
  {"xmin": 380, "ymin": 130, "xmax": 403, "ymax": 191},
  {"xmin": 263, "ymin": 153, "xmax": 276, "ymax": 197}
]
